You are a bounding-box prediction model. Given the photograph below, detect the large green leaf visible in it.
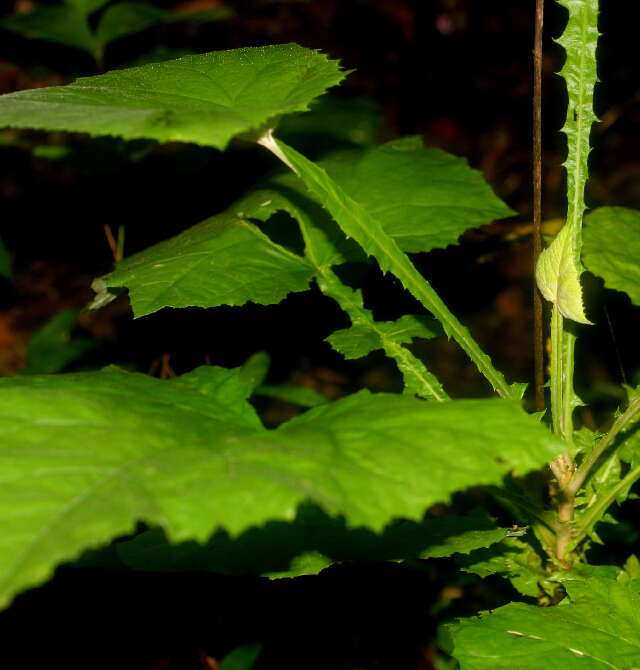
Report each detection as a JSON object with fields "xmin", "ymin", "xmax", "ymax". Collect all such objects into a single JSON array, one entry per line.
[
  {"xmin": 583, "ymin": 206, "xmax": 640, "ymax": 306},
  {"xmin": 97, "ymin": 192, "xmax": 315, "ymax": 317},
  {"xmin": 315, "ymin": 137, "xmax": 515, "ymax": 253},
  {"xmin": 449, "ymin": 574, "xmax": 640, "ymax": 669},
  {"xmin": 257, "ymin": 136, "xmax": 515, "ymax": 254},
  {"xmin": 0, "ymin": 45, "xmax": 346, "ymax": 150},
  {"xmin": 0, "ymin": 367, "xmax": 563, "ymax": 608}
]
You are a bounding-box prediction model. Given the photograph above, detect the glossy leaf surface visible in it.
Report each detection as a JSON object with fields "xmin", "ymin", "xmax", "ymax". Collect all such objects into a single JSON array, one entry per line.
[{"xmin": 0, "ymin": 45, "xmax": 346, "ymax": 150}]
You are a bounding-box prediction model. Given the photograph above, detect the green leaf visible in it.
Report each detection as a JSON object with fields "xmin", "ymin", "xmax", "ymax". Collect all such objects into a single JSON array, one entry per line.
[
  {"xmin": 583, "ymin": 207, "xmax": 640, "ymax": 306},
  {"xmin": 271, "ymin": 138, "xmax": 521, "ymax": 400},
  {"xmin": 449, "ymin": 575, "xmax": 640, "ymax": 669},
  {"xmin": 535, "ymin": 0, "xmax": 599, "ymax": 325},
  {"xmin": 65, "ymin": 0, "xmax": 111, "ymax": 16},
  {"xmin": 21, "ymin": 309, "xmax": 98, "ymax": 375},
  {"xmin": 535, "ymin": 223, "xmax": 590, "ymax": 323},
  {"xmin": 98, "ymin": 192, "xmax": 315, "ymax": 317},
  {"xmin": 238, "ymin": 351, "xmax": 271, "ymax": 393},
  {"xmin": 0, "ymin": 368, "xmax": 564, "ymax": 608},
  {"xmin": 315, "ymin": 136, "xmax": 515, "ymax": 253},
  {"xmin": 456, "ymin": 537, "xmax": 549, "ymax": 598},
  {"xmin": 277, "ymin": 94, "xmax": 383, "ymax": 152},
  {"xmin": 0, "ymin": 45, "xmax": 347, "ymax": 151},
  {"xmin": 112, "ymin": 507, "xmax": 510, "ymax": 577},
  {"xmin": 220, "ymin": 643, "xmax": 262, "ymax": 670},
  {"xmin": 0, "ymin": 6, "xmax": 99, "ymax": 56},
  {"xmin": 0, "ymin": 234, "xmax": 11, "ymax": 279},
  {"xmin": 254, "ymin": 384, "xmax": 329, "ymax": 408},
  {"xmin": 94, "ymin": 2, "xmax": 167, "ymax": 48},
  {"xmin": 259, "ymin": 136, "xmax": 515, "ymax": 254},
  {"xmin": 327, "ymin": 314, "xmax": 442, "ymax": 360}
]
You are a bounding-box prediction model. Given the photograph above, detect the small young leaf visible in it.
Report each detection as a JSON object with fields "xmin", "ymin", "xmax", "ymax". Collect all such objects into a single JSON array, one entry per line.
[
  {"xmin": 254, "ymin": 384, "xmax": 329, "ymax": 408},
  {"xmin": 219, "ymin": 643, "xmax": 262, "ymax": 670},
  {"xmin": 583, "ymin": 206, "xmax": 640, "ymax": 306},
  {"xmin": 0, "ymin": 45, "xmax": 347, "ymax": 150},
  {"xmin": 327, "ymin": 314, "xmax": 442, "ymax": 360},
  {"xmin": 535, "ymin": 223, "xmax": 591, "ymax": 324},
  {"xmin": 21, "ymin": 309, "xmax": 98, "ymax": 375}
]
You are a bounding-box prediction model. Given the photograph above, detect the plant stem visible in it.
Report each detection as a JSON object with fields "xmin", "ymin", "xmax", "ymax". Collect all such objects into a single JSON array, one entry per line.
[
  {"xmin": 571, "ymin": 464, "xmax": 640, "ymax": 552},
  {"xmin": 550, "ymin": 305, "xmax": 564, "ymax": 439},
  {"xmin": 316, "ymin": 266, "xmax": 450, "ymax": 402},
  {"xmin": 262, "ymin": 135, "xmax": 521, "ymax": 401},
  {"xmin": 533, "ymin": 0, "xmax": 545, "ymax": 412},
  {"xmin": 566, "ymin": 395, "xmax": 640, "ymax": 497}
]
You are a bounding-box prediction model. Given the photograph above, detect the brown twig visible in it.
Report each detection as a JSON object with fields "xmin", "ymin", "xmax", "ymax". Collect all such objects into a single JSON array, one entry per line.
[
  {"xmin": 533, "ymin": 0, "xmax": 545, "ymax": 412},
  {"xmin": 103, "ymin": 224, "xmax": 122, "ymax": 262}
]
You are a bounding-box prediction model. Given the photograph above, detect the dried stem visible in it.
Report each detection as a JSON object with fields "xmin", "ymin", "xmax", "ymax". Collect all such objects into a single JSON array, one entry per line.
[{"xmin": 533, "ymin": 0, "xmax": 545, "ymax": 412}]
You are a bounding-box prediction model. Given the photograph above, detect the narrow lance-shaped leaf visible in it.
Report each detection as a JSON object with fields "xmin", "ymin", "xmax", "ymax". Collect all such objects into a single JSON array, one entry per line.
[
  {"xmin": 0, "ymin": 45, "xmax": 347, "ymax": 151},
  {"xmin": 0, "ymin": 366, "xmax": 564, "ymax": 609},
  {"xmin": 535, "ymin": 0, "xmax": 599, "ymax": 324},
  {"xmin": 265, "ymin": 135, "xmax": 522, "ymax": 400}
]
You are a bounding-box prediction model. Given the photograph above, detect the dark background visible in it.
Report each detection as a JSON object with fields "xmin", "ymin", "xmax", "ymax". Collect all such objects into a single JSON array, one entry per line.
[{"xmin": 0, "ymin": 1, "xmax": 639, "ymax": 668}]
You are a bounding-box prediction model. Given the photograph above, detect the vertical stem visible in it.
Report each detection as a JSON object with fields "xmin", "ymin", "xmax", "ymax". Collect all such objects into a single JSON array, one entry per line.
[
  {"xmin": 550, "ymin": 305, "xmax": 564, "ymax": 438},
  {"xmin": 561, "ymin": 328, "xmax": 577, "ymax": 447},
  {"xmin": 533, "ymin": 0, "xmax": 545, "ymax": 412},
  {"xmin": 551, "ymin": 304, "xmax": 575, "ymax": 562}
]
